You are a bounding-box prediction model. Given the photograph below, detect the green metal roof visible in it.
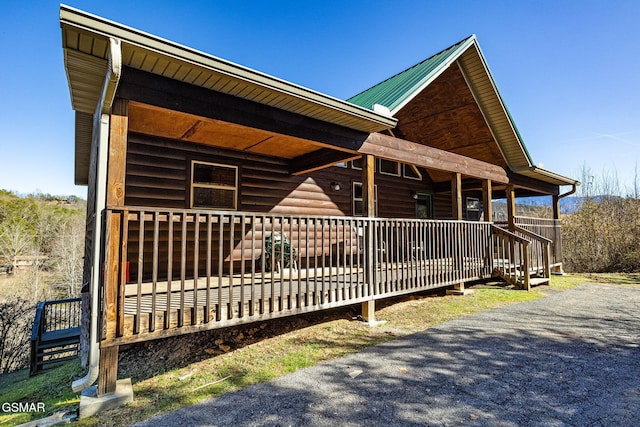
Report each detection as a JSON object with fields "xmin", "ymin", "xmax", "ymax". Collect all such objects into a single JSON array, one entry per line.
[{"xmin": 348, "ymin": 35, "xmax": 476, "ymax": 113}]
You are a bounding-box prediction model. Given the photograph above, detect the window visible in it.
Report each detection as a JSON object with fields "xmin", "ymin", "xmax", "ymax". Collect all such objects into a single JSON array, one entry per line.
[
  {"xmin": 379, "ymin": 159, "xmax": 400, "ymax": 176},
  {"xmin": 353, "ymin": 182, "xmax": 378, "ymax": 216},
  {"xmin": 403, "ymin": 164, "xmax": 422, "ymax": 180},
  {"xmin": 466, "ymin": 197, "xmax": 480, "ymax": 211},
  {"xmin": 334, "ymin": 161, "xmax": 348, "ymax": 168},
  {"xmin": 351, "ymin": 158, "xmax": 363, "ymax": 170},
  {"xmin": 190, "ymin": 161, "xmax": 238, "ymax": 210}
]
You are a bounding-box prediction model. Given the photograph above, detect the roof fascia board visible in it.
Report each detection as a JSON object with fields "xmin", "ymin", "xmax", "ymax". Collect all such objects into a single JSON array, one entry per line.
[
  {"xmin": 389, "ymin": 35, "xmax": 477, "ymax": 115},
  {"xmin": 460, "ymin": 41, "xmax": 535, "ymax": 167},
  {"xmin": 60, "ymin": 5, "xmax": 397, "ymax": 130},
  {"xmin": 520, "ymin": 166, "xmax": 581, "ymax": 186}
]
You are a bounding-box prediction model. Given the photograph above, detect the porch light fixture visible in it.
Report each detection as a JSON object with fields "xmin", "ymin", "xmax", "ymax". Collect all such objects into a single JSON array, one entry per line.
[{"xmin": 330, "ymin": 182, "xmax": 341, "ymax": 191}]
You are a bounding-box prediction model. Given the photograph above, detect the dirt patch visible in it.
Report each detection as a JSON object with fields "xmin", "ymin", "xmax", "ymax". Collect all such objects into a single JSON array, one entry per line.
[
  {"xmin": 118, "ymin": 305, "xmax": 361, "ymax": 382},
  {"xmin": 118, "ymin": 288, "xmax": 449, "ymax": 382}
]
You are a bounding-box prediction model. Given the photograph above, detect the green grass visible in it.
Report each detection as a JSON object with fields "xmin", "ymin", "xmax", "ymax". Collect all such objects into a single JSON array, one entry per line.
[
  {"xmin": 2, "ymin": 273, "xmax": 637, "ymax": 427},
  {"xmin": 0, "ymin": 361, "xmax": 83, "ymax": 426}
]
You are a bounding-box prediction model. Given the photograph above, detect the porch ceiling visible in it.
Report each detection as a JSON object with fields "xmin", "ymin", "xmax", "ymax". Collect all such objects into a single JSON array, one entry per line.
[{"xmin": 128, "ymin": 102, "xmax": 335, "ymax": 160}]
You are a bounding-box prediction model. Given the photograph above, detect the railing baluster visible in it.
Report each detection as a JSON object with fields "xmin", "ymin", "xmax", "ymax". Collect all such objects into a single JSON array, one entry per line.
[
  {"xmin": 205, "ymin": 213, "xmax": 212, "ymax": 323},
  {"xmin": 217, "ymin": 214, "xmax": 224, "ymax": 321},
  {"xmin": 229, "ymin": 215, "xmax": 235, "ymax": 319},
  {"xmin": 192, "ymin": 213, "xmax": 200, "ymax": 325},
  {"xmin": 239, "ymin": 215, "xmax": 246, "ymax": 317},
  {"xmin": 165, "ymin": 212, "xmax": 173, "ymax": 329},
  {"xmin": 150, "ymin": 211, "xmax": 159, "ymax": 332}
]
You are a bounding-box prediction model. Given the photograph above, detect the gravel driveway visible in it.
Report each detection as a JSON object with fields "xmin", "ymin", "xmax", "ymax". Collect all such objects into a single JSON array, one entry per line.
[{"xmin": 136, "ymin": 283, "xmax": 640, "ymax": 426}]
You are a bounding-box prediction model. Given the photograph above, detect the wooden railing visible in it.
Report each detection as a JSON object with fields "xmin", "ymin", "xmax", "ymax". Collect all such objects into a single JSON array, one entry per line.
[
  {"xmin": 490, "ymin": 226, "xmax": 531, "ymax": 290},
  {"xmin": 494, "ymin": 219, "xmax": 555, "ymax": 279},
  {"xmin": 102, "ymin": 207, "xmax": 499, "ymax": 345},
  {"xmin": 30, "ymin": 298, "xmax": 81, "ymax": 375},
  {"xmin": 512, "ymin": 216, "xmax": 562, "ymax": 267}
]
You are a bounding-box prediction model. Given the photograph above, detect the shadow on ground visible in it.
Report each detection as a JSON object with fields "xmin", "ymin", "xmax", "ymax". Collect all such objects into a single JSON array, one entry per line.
[{"xmin": 135, "ymin": 283, "xmax": 640, "ymax": 427}]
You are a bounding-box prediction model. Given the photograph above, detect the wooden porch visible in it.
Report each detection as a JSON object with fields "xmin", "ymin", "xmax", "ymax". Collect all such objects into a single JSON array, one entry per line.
[{"xmin": 100, "ymin": 207, "xmax": 560, "ymax": 347}]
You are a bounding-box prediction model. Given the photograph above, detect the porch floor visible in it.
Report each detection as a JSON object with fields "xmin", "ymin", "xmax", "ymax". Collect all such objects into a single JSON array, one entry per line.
[{"xmin": 123, "ymin": 258, "xmax": 489, "ymax": 316}]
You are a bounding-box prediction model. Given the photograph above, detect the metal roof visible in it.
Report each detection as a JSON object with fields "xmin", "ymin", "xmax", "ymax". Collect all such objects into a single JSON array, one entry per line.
[
  {"xmin": 349, "ymin": 35, "xmax": 578, "ymax": 187},
  {"xmin": 348, "ymin": 36, "xmax": 474, "ymax": 113}
]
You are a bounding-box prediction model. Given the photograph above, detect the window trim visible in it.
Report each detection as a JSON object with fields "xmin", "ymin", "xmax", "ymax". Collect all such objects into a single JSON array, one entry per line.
[
  {"xmin": 403, "ymin": 164, "xmax": 423, "ymax": 181},
  {"xmin": 190, "ymin": 160, "xmax": 238, "ymax": 210},
  {"xmin": 352, "ymin": 182, "xmax": 378, "ymax": 217},
  {"xmin": 378, "ymin": 159, "xmax": 401, "ymax": 177},
  {"xmin": 466, "ymin": 197, "xmax": 480, "ymax": 212}
]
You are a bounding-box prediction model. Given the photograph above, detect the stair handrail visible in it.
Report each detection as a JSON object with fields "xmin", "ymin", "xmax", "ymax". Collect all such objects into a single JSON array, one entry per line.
[
  {"xmin": 490, "ymin": 225, "xmax": 531, "ymax": 289},
  {"xmin": 511, "ymin": 225, "xmax": 552, "ymax": 279},
  {"xmin": 30, "ymin": 297, "xmax": 82, "ymax": 376}
]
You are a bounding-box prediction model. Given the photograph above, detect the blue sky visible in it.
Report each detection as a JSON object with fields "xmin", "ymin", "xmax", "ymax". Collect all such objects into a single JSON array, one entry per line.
[{"xmin": 1, "ymin": 0, "xmax": 639, "ymax": 197}]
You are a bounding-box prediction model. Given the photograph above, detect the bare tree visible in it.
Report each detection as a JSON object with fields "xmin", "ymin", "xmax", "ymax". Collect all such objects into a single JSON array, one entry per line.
[
  {"xmin": 0, "ymin": 297, "xmax": 35, "ymax": 373},
  {"xmin": 51, "ymin": 214, "xmax": 85, "ymax": 298}
]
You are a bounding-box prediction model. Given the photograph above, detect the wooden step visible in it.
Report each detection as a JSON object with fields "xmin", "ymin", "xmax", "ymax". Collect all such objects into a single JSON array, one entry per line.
[{"xmin": 529, "ymin": 277, "xmax": 550, "ymax": 287}]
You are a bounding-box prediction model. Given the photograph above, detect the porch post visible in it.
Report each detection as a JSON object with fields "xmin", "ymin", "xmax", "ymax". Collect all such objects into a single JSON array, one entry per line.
[
  {"xmin": 506, "ymin": 184, "xmax": 516, "ymax": 231},
  {"xmin": 449, "ymin": 172, "xmax": 466, "ymax": 294},
  {"xmin": 552, "ymin": 194, "xmax": 560, "ymax": 220},
  {"xmin": 361, "ymin": 155, "xmax": 377, "ymax": 322},
  {"xmin": 99, "ymin": 98, "xmax": 129, "ymax": 395},
  {"xmin": 552, "ymin": 194, "xmax": 564, "ymax": 274},
  {"xmin": 451, "ymin": 172, "xmax": 463, "ymax": 220},
  {"xmin": 482, "ymin": 179, "xmax": 493, "ymax": 222}
]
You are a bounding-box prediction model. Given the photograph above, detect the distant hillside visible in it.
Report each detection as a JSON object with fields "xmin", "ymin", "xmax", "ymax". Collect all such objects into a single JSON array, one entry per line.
[{"xmin": 492, "ymin": 195, "xmax": 607, "ymax": 218}]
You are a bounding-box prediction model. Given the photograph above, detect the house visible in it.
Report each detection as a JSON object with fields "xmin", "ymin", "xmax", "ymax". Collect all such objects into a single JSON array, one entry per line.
[{"xmin": 60, "ymin": 5, "xmax": 578, "ymax": 401}]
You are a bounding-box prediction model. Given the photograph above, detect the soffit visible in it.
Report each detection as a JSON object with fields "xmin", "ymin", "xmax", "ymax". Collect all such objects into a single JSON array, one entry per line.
[{"xmin": 60, "ymin": 5, "xmax": 396, "ymax": 133}]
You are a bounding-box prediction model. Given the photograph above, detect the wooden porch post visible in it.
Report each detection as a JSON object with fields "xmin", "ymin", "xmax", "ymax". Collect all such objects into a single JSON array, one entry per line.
[
  {"xmin": 449, "ymin": 172, "xmax": 466, "ymax": 294},
  {"xmin": 552, "ymin": 194, "xmax": 560, "ymax": 220},
  {"xmin": 506, "ymin": 184, "xmax": 516, "ymax": 231},
  {"xmin": 99, "ymin": 98, "xmax": 128, "ymax": 395},
  {"xmin": 551, "ymin": 194, "xmax": 564, "ymax": 274},
  {"xmin": 482, "ymin": 179, "xmax": 493, "ymax": 222},
  {"xmin": 451, "ymin": 172, "xmax": 463, "ymax": 220},
  {"xmin": 361, "ymin": 155, "xmax": 377, "ymax": 322}
]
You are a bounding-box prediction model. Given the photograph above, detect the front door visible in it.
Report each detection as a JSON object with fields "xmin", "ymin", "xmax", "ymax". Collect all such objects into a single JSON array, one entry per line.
[{"xmin": 415, "ymin": 193, "xmax": 433, "ymax": 219}]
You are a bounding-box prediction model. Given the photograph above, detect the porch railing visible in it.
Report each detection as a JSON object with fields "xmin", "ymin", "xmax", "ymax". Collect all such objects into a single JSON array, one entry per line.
[{"xmin": 102, "ymin": 207, "xmax": 499, "ymax": 344}]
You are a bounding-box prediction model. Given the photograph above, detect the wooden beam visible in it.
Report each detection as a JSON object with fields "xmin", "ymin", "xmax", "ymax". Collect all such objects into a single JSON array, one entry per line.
[
  {"xmin": 452, "ymin": 172, "xmax": 463, "ymax": 220},
  {"xmin": 359, "ymin": 132, "xmax": 509, "ymax": 184},
  {"xmin": 482, "ymin": 179, "xmax": 493, "ymax": 222},
  {"xmin": 290, "ymin": 149, "xmax": 360, "ymax": 175},
  {"xmin": 118, "ymin": 67, "xmax": 369, "ymax": 152},
  {"xmin": 506, "ymin": 170, "xmax": 560, "ymax": 195},
  {"xmin": 107, "ymin": 99, "xmax": 129, "ymax": 206}
]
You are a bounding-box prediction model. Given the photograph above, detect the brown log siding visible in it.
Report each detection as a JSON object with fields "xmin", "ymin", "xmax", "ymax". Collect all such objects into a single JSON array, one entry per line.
[{"xmin": 123, "ymin": 133, "xmax": 434, "ymax": 281}]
